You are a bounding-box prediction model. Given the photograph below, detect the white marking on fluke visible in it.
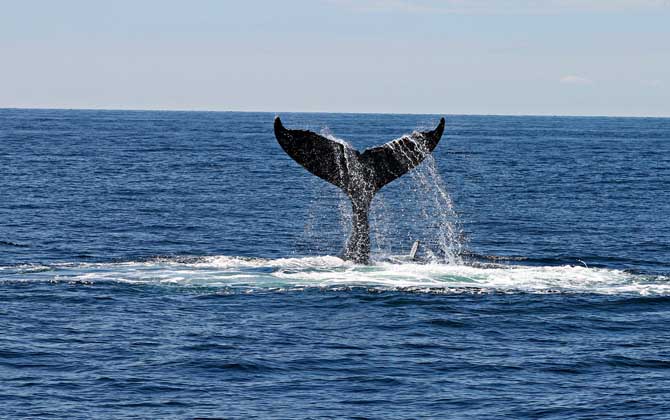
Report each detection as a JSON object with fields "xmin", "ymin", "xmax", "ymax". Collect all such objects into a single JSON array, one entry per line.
[{"xmin": 409, "ymin": 240, "xmax": 420, "ymax": 260}]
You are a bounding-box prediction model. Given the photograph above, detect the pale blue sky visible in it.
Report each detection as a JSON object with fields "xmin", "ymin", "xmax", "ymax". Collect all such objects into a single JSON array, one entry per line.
[{"xmin": 1, "ymin": 0, "xmax": 669, "ymax": 116}]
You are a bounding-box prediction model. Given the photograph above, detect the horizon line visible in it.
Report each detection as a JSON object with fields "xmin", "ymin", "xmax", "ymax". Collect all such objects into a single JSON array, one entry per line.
[{"xmin": 1, "ymin": 106, "xmax": 668, "ymax": 120}]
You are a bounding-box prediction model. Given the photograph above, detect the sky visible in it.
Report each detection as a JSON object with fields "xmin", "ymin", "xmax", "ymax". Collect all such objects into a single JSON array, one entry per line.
[{"xmin": 1, "ymin": 0, "xmax": 669, "ymax": 116}]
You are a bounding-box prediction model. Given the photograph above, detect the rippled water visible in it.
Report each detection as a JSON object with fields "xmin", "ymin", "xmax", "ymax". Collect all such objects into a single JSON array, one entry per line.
[{"xmin": 2, "ymin": 109, "xmax": 670, "ymax": 418}]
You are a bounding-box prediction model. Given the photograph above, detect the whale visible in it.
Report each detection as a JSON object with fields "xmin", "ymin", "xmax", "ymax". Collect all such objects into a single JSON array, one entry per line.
[{"xmin": 274, "ymin": 116, "xmax": 446, "ymax": 264}]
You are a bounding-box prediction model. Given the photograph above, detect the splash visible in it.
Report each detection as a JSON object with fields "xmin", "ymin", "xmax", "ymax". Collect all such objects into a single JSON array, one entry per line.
[
  {"xmin": 301, "ymin": 126, "xmax": 465, "ymax": 262},
  {"xmin": 388, "ymin": 150, "xmax": 464, "ymax": 264},
  {"xmin": 369, "ymin": 130, "xmax": 464, "ymax": 263},
  {"xmin": 2, "ymin": 256, "xmax": 669, "ymax": 296}
]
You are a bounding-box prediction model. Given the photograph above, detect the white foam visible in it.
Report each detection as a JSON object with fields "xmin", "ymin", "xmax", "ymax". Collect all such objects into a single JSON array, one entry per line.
[
  {"xmin": 2, "ymin": 256, "xmax": 668, "ymax": 296},
  {"xmin": 319, "ymin": 129, "xmax": 353, "ymax": 148}
]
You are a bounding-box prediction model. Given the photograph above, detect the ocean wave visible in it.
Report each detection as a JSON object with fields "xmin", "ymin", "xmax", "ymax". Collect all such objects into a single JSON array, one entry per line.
[
  {"xmin": 0, "ymin": 240, "xmax": 29, "ymax": 248},
  {"xmin": 1, "ymin": 255, "xmax": 668, "ymax": 296}
]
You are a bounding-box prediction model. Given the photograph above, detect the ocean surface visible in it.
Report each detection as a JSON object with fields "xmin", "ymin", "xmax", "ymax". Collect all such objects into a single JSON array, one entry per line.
[{"xmin": 1, "ymin": 109, "xmax": 670, "ymax": 419}]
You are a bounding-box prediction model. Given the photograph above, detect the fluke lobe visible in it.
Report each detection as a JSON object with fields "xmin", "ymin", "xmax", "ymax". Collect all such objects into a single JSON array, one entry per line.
[{"xmin": 274, "ymin": 117, "xmax": 446, "ymax": 264}]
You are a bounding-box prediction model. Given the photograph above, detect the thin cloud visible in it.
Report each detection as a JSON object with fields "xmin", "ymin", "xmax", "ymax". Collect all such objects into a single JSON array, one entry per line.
[
  {"xmin": 327, "ymin": 0, "xmax": 670, "ymax": 14},
  {"xmin": 641, "ymin": 79, "xmax": 664, "ymax": 87},
  {"xmin": 560, "ymin": 75, "xmax": 593, "ymax": 85}
]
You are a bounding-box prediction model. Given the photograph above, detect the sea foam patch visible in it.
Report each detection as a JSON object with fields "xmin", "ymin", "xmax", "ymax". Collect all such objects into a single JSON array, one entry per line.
[{"xmin": 1, "ymin": 255, "xmax": 669, "ymax": 296}]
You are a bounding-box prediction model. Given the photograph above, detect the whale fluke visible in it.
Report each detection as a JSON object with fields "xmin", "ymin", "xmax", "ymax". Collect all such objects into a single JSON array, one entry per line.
[{"xmin": 274, "ymin": 116, "xmax": 446, "ymax": 264}]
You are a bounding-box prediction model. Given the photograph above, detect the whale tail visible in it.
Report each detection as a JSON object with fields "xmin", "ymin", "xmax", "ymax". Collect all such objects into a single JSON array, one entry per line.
[{"xmin": 274, "ymin": 116, "xmax": 446, "ymax": 263}]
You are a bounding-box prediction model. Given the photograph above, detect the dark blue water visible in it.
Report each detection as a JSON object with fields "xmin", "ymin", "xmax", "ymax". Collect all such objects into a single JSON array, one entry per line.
[{"xmin": 2, "ymin": 109, "xmax": 670, "ymax": 418}]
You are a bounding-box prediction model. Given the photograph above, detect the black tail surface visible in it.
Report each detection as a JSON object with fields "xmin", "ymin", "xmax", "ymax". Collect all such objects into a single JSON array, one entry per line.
[{"xmin": 274, "ymin": 117, "xmax": 445, "ymax": 197}]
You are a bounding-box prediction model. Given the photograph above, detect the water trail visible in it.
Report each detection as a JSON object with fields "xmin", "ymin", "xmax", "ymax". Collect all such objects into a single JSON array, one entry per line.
[
  {"xmin": 298, "ymin": 129, "xmax": 354, "ymax": 256},
  {"xmin": 373, "ymin": 131, "xmax": 464, "ymax": 263},
  {"xmin": 321, "ymin": 128, "xmax": 355, "ymax": 249},
  {"xmin": 300, "ymin": 189, "xmax": 345, "ymax": 256},
  {"xmin": 406, "ymin": 153, "xmax": 464, "ymax": 264}
]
